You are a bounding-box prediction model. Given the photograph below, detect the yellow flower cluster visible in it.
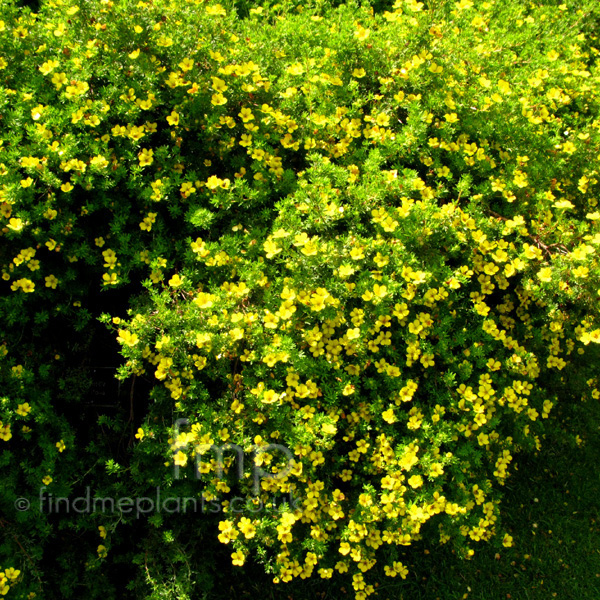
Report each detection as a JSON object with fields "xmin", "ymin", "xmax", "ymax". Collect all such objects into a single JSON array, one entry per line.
[
  {"xmin": 4, "ymin": 1, "xmax": 599, "ymax": 595},
  {"xmin": 0, "ymin": 567, "xmax": 21, "ymax": 595}
]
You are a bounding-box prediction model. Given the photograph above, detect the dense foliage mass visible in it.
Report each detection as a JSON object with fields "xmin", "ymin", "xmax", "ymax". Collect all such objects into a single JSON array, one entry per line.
[{"xmin": 1, "ymin": 0, "xmax": 599, "ymax": 597}]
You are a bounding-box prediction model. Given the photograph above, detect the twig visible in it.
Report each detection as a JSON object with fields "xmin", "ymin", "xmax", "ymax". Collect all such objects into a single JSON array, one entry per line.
[
  {"xmin": 0, "ymin": 519, "xmax": 43, "ymax": 585},
  {"xmin": 486, "ymin": 209, "xmax": 571, "ymax": 258}
]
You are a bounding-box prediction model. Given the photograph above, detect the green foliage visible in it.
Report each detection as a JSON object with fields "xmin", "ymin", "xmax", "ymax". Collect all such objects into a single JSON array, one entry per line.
[{"xmin": 1, "ymin": 0, "xmax": 600, "ymax": 598}]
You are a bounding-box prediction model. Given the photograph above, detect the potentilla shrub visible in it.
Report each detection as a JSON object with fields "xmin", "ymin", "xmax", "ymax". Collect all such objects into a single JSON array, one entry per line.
[{"xmin": 1, "ymin": 0, "xmax": 600, "ymax": 597}]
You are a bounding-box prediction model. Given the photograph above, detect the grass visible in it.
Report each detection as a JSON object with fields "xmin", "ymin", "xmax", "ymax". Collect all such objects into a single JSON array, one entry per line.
[{"xmin": 208, "ymin": 397, "xmax": 600, "ymax": 600}]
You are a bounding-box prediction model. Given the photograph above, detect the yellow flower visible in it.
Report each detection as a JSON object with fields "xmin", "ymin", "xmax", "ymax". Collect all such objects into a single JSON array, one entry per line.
[
  {"xmin": 286, "ymin": 63, "xmax": 304, "ymax": 76},
  {"xmin": 192, "ymin": 294, "xmax": 213, "ymax": 311},
  {"xmin": 99, "ymin": 525, "xmax": 107, "ymax": 538},
  {"xmin": 407, "ymin": 474, "xmax": 423, "ymax": 488},
  {"xmin": 56, "ymin": 440, "xmax": 66, "ymax": 452},
  {"xmin": 262, "ymin": 389, "xmax": 280, "ymax": 404},
  {"xmin": 354, "ymin": 25, "xmax": 370, "ymax": 41},
  {"xmin": 251, "ymin": 382, "xmax": 265, "ymax": 397},
  {"xmin": 206, "ymin": 3, "xmax": 227, "ymax": 16},
  {"xmin": 135, "ymin": 428, "xmax": 144, "ymax": 440},
  {"xmin": 350, "ymin": 247, "xmax": 365, "ymax": 260},
  {"xmin": 502, "ymin": 533, "xmax": 513, "ymax": 547},
  {"xmin": 42, "ymin": 475, "xmax": 53, "ymax": 485},
  {"xmin": 339, "ymin": 542, "xmax": 351, "ymax": 556},
  {"xmin": 346, "ymin": 327, "xmax": 360, "ymax": 340},
  {"xmin": 382, "ymin": 408, "xmax": 396, "ymax": 423},
  {"xmin": 179, "ymin": 57, "xmax": 194, "ymax": 71},
  {"xmin": 376, "ymin": 113, "xmax": 390, "ymax": 127},
  {"xmin": 263, "ymin": 312, "xmax": 279, "ymax": 329},
  {"xmin": 554, "ymin": 199, "xmax": 574, "ymax": 210},
  {"xmin": 211, "ymin": 92, "xmax": 227, "ymax": 106},
  {"xmin": 498, "ymin": 79, "xmax": 511, "ymax": 94},
  {"xmin": 102, "ymin": 272, "xmax": 118, "ymax": 286},
  {"xmin": 39, "ymin": 59, "xmax": 59, "ymax": 75},
  {"xmin": 52, "ymin": 72, "xmax": 67, "ymax": 88},
  {"xmin": 537, "ymin": 267, "xmax": 552, "ymax": 283},
  {"xmin": 31, "ymin": 105, "xmax": 45, "ymax": 120},
  {"xmin": 4, "ymin": 567, "xmax": 21, "ymax": 581},
  {"xmin": 239, "ymin": 107, "xmax": 254, "ymax": 122},
  {"xmin": 90, "ymin": 155, "xmax": 108, "ymax": 169},
  {"xmin": 0, "ymin": 423, "xmax": 12, "ymax": 442},
  {"xmin": 573, "ymin": 266, "xmax": 589, "ymax": 278},
  {"xmin": 293, "ymin": 232, "xmax": 309, "ymax": 247},
  {"xmin": 301, "ymin": 240, "xmax": 318, "ymax": 256},
  {"xmin": 102, "ymin": 249, "xmax": 117, "ymax": 268},
  {"xmin": 429, "ymin": 463, "xmax": 444, "ymax": 477},
  {"xmin": 373, "ymin": 284, "xmax": 387, "ymax": 298},
  {"xmin": 206, "ymin": 175, "xmax": 221, "ymax": 190},
  {"xmin": 230, "ymin": 327, "xmax": 244, "ymax": 341},
  {"xmin": 117, "ymin": 329, "xmax": 139, "ymax": 347},
  {"xmin": 352, "ymin": 68, "xmax": 366, "ymax": 78},
  {"xmin": 180, "ymin": 182, "xmax": 196, "ymax": 198},
  {"xmin": 12, "ymin": 278, "xmax": 35, "ymax": 293},
  {"xmin": 322, "ymin": 423, "xmax": 337, "ymax": 435},
  {"xmin": 16, "ymin": 402, "xmax": 31, "ymax": 416},
  {"xmin": 54, "ymin": 22, "xmax": 67, "ymax": 36},
  {"xmin": 168, "ymin": 273, "xmax": 184, "ymax": 287},
  {"xmin": 137, "ymin": 95, "xmax": 155, "ymax": 111},
  {"xmin": 513, "ymin": 170, "xmax": 528, "ymax": 188},
  {"xmin": 238, "ymin": 517, "xmax": 257, "ymax": 539},
  {"xmin": 45, "ymin": 274, "xmax": 59, "ymax": 289},
  {"xmin": 231, "ymin": 551, "xmax": 245, "ymax": 566},
  {"xmin": 212, "ymin": 77, "xmax": 228, "ymax": 93},
  {"xmin": 166, "ymin": 110, "xmax": 179, "ymax": 126},
  {"xmin": 140, "ymin": 212, "xmax": 157, "ymax": 231},
  {"xmin": 138, "ymin": 148, "xmax": 154, "ymax": 167},
  {"xmin": 218, "ymin": 520, "xmax": 238, "ymax": 544},
  {"xmin": 8, "ymin": 217, "xmax": 24, "ymax": 231},
  {"xmin": 263, "ymin": 239, "xmax": 282, "ymax": 259},
  {"xmin": 338, "ymin": 265, "xmax": 355, "ymax": 278},
  {"xmin": 173, "ymin": 451, "xmax": 187, "ymax": 467}
]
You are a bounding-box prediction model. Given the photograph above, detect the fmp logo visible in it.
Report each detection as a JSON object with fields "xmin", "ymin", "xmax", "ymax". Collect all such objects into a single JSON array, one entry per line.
[{"xmin": 172, "ymin": 418, "xmax": 296, "ymax": 495}]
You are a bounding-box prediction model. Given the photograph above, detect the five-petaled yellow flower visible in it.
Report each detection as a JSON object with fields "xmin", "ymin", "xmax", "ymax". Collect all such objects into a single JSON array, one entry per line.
[
  {"xmin": 138, "ymin": 148, "xmax": 154, "ymax": 167},
  {"xmin": 166, "ymin": 110, "xmax": 179, "ymax": 126}
]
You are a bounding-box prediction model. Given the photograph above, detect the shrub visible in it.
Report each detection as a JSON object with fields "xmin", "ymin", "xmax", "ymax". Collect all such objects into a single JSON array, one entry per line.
[{"xmin": 1, "ymin": 0, "xmax": 600, "ymax": 598}]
